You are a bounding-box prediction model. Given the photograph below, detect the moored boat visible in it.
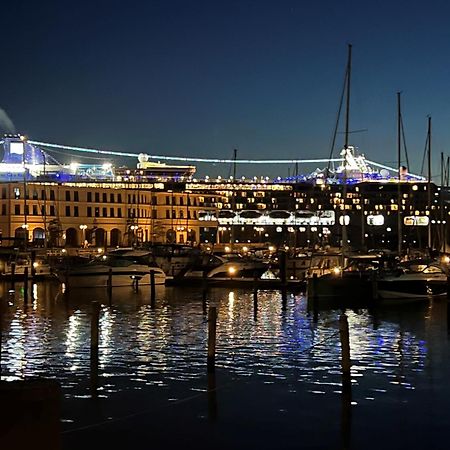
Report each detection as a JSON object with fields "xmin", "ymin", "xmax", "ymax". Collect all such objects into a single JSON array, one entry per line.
[
  {"xmin": 376, "ymin": 259, "xmax": 448, "ymax": 300},
  {"xmin": 53, "ymin": 250, "xmax": 166, "ymax": 288}
]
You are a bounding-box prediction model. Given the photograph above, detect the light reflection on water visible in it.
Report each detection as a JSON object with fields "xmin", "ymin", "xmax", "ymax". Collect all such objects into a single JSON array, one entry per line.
[{"xmin": 0, "ymin": 280, "xmax": 449, "ymax": 426}]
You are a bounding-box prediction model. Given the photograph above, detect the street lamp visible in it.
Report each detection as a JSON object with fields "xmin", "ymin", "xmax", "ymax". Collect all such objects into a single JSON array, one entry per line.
[
  {"xmin": 21, "ymin": 223, "xmax": 29, "ymax": 248},
  {"xmin": 130, "ymin": 225, "xmax": 138, "ymax": 247},
  {"xmin": 79, "ymin": 224, "xmax": 87, "ymax": 248}
]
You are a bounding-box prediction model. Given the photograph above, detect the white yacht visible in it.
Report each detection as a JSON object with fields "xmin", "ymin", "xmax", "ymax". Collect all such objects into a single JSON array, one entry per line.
[{"xmin": 53, "ymin": 250, "xmax": 166, "ymax": 288}]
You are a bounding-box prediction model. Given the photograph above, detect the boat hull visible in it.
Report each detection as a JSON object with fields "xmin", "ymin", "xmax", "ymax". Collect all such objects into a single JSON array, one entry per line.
[
  {"xmin": 55, "ymin": 268, "xmax": 166, "ymax": 288},
  {"xmin": 376, "ymin": 278, "xmax": 447, "ymax": 299}
]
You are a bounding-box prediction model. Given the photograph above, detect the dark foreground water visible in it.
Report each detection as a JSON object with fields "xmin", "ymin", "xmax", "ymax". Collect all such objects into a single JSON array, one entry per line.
[{"xmin": 1, "ymin": 280, "xmax": 450, "ymax": 449}]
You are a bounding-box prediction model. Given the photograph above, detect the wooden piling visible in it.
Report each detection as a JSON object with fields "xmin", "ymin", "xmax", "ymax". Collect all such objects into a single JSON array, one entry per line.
[
  {"xmin": 202, "ymin": 269, "xmax": 208, "ymax": 315},
  {"xmin": 371, "ymin": 271, "xmax": 378, "ymax": 300},
  {"xmin": 134, "ymin": 277, "xmax": 139, "ymax": 292},
  {"xmin": 64, "ymin": 269, "xmax": 69, "ymax": 296},
  {"xmin": 280, "ymin": 251, "xmax": 288, "ymax": 309},
  {"xmin": 207, "ymin": 306, "xmax": 217, "ymax": 373},
  {"xmin": 309, "ymin": 273, "xmax": 319, "ymax": 322},
  {"xmin": 0, "ymin": 305, "xmax": 2, "ymax": 377},
  {"xmin": 339, "ymin": 313, "xmax": 351, "ymax": 392},
  {"xmin": 30, "ymin": 250, "xmax": 36, "ymax": 279},
  {"xmin": 150, "ymin": 270, "xmax": 156, "ymax": 308},
  {"xmin": 207, "ymin": 372, "xmax": 218, "ymax": 421},
  {"xmin": 23, "ymin": 267, "xmax": 29, "ymax": 303},
  {"xmin": 279, "ymin": 250, "xmax": 287, "ymax": 287},
  {"xmin": 107, "ymin": 268, "xmax": 113, "ymax": 305},
  {"xmin": 10, "ymin": 261, "xmax": 16, "ymax": 289},
  {"xmin": 253, "ymin": 271, "xmax": 258, "ymax": 321},
  {"xmin": 91, "ymin": 301, "xmax": 101, "ymax": 360}
]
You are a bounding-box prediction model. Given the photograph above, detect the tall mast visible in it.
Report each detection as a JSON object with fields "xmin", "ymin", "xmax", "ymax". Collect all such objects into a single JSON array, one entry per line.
[
  {"xmin": 230, "ymin": 149, "xmax": 238, "ymax": 249},
  {"xmin": 397, "ymin": 92, "xmax": 402, "ymax": 256},
  {"xmin": 43, "ymin": 152, "xmax": 47, "ymax": 250},
  {"xmin": 341, "ymin": 44, "xmax": 352, "ymax": 254},
  {"xmin": 22, "ymin": 137, "xmax": 28, "ymax": 248},
  {"xmin": 427, "ymin": 116, "xmax": 432, "ymax": 250}
]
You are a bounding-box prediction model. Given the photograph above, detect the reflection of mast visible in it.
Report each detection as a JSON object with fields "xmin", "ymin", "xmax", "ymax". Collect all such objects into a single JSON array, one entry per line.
[
  {"xmin": 427, "ymin": 117, "xmax": 432, "ymax": 250},
  {"xmin": 397, "ymin": 92, "xmax": 402, "ymax": 256}
]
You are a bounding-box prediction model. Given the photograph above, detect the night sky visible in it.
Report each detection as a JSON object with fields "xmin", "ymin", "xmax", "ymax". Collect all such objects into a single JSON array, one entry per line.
[{"xmin": 2, "ymin": 0, "xmax": 450, "ymax": 179}]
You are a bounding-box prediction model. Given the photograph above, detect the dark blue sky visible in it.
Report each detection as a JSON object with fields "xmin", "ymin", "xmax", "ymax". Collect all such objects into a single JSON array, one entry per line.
[{"xmin": 2, "ymin": 0, "xmax": 450, "ymax": 179}]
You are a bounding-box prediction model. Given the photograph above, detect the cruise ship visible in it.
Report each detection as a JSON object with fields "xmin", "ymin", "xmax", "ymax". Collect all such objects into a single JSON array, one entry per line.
[{"xmin": 0, "ymin": 135, "xmax": 445, "ymax": 254}]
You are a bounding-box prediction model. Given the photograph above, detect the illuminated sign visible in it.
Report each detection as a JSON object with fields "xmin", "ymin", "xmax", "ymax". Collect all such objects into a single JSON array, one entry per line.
[
  {"xmin": 186, "ymin": 183, "xmax": 292, "ymax": 191},
  {"xmin": 367, "ymin": 214, "xmax": 385, "ymax": 226},
  {"xmin": 207, "ymin": 210, "xmax": 336, "ymax": 226},
  {"xmin": 404, "ymin": 216, "xmax": 429, "ymax": 226},
  {"xmin": 10, "ymin": 142, "xmax": 24, "ymax": 155}
]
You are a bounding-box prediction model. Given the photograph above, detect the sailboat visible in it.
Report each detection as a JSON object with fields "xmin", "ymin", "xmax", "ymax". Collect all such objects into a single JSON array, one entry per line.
[{"xmin": 306, "ymin": 45, "xmax": 382, "ymax": 301}]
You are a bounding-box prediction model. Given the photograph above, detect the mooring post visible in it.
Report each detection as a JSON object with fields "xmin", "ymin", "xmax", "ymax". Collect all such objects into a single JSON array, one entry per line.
[
  {"xmin": 207, "ymin": 306, "xmax": 217, "ymax": 373},
  {"xmin": 107, "ymin": 268, "xmax": 113, "ymax": 306},
  {"xmin": 253, "ymin": 271, "xmax": 258, "ymax": 321},
  {"xmin": 279, "ymin": 251, "xmax": 288, "ymax": 309},
  {"xmin": 30, "ymin": 250, "xmax": 36, "ymax": 279},
  {"xmin": 310, "ymin": 273, "xmax": 319, "ymax": 322},
  {"xmin": 91, "ymin": 301, "xmax": 100, "ymax": 361},
  {"xmin": 150, "ymin": 270, "xmax": 156, "ymax": 308},
  {"xmin": 202, "ymin": 269, "xmax": 208, "ymax": 315},
  {"xmin": 447, "ymin": 275, "xmax": 450, "ymax": 301},
  {"xmin": 23, "ymin": 267, "xmax": 29, "ymax": 303},
  {"xmin": 371, "ymin": 271, "xmax": 378, "ymax": 300},
  {"xmin": 207, "ymin": 371, "xmax": 218, "ymax": 421},
  {"xmin": 10, "ymin": 261, "xmax": 16, "ymax": 290},
  {"xmin": 0, "ymin": 305, "xmax": 2, "ymax": 378},
  {"xmin": 339, "ymin": 313, "xmax": 351, "ymax": 393},
  {"xmin": 64, "ymin": 269, "xmax": 70, "ymax": 296}
]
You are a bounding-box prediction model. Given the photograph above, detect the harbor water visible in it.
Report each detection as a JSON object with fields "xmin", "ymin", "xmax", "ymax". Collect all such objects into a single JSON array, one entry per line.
[{"xmin": 1, "ymin": 280, "xmax": 450, "ymax": 449}]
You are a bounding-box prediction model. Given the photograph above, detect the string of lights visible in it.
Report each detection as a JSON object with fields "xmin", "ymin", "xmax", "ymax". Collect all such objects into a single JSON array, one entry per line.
[
  {"xmin": 28, "ymin": 139, "xmax": 425, "ymax": 179},
  {"xmin": 29, "ymin": 140, "xmax": 344, "ymax": 165}
]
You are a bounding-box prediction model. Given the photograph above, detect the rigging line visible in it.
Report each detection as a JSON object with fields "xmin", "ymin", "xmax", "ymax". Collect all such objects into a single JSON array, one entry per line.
[
  {"xmin": 327, "ymin": 62, "xmax": 347, "ymax": 173},
  {"xmin": 420, "ymin": 132, "xmax": 429, "ymax": 176},
  {"xmin": 400, "ymin": 115, "xmax": 410, "ymax": 170},
  {"xmin": 44, "ymin": 148, "xmax": 112, "ymax": 162},
  {"xmin": 42, "ymin": 151, "xmax": 63, "ymax": 167},
  {"xmin": 336, "ymin": 129, "xmax": 368, "ymax": 134},
  {"xmin": 365, "ymin": 159, "xmax": 425, "ymax": 180},
  {"xmin": 29, "ymin": 140, "xmax": 344, "ymax": 164}
]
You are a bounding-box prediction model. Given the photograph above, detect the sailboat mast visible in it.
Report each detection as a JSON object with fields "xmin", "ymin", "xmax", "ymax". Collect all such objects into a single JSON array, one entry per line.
[
  {"xmin": 341, "ymin": 44, "xmax": 352, "ymax": 253},
  {"xmin": 397, "ymin": 92, "xmax": 402, "ymax": 256},
  {"xmin": 427, "ymin": 116, "xmax": 432, "ymax": 250},
  {"xmin": 344, "ymin": 45, "xmax": 352, "ymax": 150}
]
